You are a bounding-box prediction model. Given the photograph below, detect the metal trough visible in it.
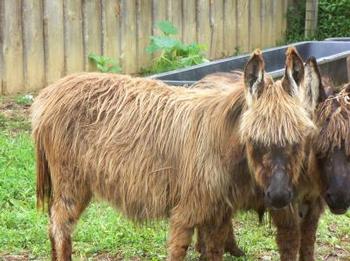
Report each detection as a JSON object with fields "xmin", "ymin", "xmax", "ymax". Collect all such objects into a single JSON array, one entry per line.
[{"xmin": 149, "ymin": 41, "xmax": 350, "ymax": 86}]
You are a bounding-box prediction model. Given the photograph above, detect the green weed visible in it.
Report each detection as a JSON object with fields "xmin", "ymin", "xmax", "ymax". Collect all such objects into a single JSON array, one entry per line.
[
  {"xmin": 88, "ymin": 53, "xmax": 122, "ymax": 73},
  {"xmin": 143, "ymin": 21, "xmax": 208, "ymax": 74}
]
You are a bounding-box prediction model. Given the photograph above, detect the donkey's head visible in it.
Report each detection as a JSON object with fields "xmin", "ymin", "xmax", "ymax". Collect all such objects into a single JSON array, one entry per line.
[
  {"xmin": 311, "ymin": 67, "xmax": 350, "ymax": 214},
  {"xmin": 240, "ymin": 48, "xmax": 315, "ymax": 209}
]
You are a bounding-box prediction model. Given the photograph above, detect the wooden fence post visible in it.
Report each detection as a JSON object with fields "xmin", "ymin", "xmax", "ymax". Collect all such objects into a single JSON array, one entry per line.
[{"xmin": 305, "ymin": 0, "xmax": 318, "ymax": 38}]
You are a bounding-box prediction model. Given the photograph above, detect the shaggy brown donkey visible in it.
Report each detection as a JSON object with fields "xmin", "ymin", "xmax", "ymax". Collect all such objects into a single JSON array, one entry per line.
[
  {"xmin": 32, "ymin": 48, "xmax": 315, "ymax": 261},
  {"xmin": 196, "ymin": 58, "xmax": 350, "ymax": 261}
]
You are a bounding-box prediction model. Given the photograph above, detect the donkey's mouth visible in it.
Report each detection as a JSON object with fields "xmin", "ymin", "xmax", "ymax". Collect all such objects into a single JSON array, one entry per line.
[{"xmin": 329, "ymin": 207, "xmax": 348, "ymax": 215}]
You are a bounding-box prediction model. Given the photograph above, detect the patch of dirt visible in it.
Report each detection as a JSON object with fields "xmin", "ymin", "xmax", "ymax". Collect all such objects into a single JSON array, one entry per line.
[
  {"xmin": 318, "ymin": 241, "xmax": 350, "ymax": 261},
  {"xmin": 0, "ymin": 253, "xmax": 31, "ymax": 261},
  {"xmin": 0, "ymin": 95, "xmax": 32, "ymax": 133},
  {"xmin": 0, "ymin": 98, "xmax": 31, "ymax": 120},
  {"xmin": 90, "ymin": 253, "xmax": 142, "ymax": 261}
]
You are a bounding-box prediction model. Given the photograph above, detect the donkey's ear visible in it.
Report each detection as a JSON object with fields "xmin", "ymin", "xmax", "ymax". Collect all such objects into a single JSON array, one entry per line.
[
  {"xmin": 244, "ymin": 49, "xmax": 265, "ymax": 104},
  {"xmin": 282, "ymin": 47, "xmax": 304, "ymax": 96},
  {"xmin": 303, "ymin": 57, "xmax": 326, "ymax": 110}
]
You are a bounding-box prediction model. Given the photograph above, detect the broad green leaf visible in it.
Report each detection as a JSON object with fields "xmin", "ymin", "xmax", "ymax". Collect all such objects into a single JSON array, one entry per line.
[{"xmin": 156, "ymin": 21, "xmax": 178, "ymax": 35}]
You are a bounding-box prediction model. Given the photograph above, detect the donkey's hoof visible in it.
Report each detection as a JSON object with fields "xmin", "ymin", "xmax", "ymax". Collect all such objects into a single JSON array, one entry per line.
[{"xmin": 225, "ymin": 246, "xmax": 245, "ymax": 257}]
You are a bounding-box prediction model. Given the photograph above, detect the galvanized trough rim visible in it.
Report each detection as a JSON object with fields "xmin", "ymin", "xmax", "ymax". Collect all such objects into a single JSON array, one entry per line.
[{"xmin": 148, "ymin": 40, "xmax": 350, "ymax": 85}]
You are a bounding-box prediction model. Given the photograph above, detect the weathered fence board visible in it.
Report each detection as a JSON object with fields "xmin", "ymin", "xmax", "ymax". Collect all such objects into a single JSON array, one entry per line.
[
  {"xmin": 83, "ymin": 0, "xmax": 102, "ymax": 71},
  {"xmin": 0, "ymin": 0, "xmax": 291, "ymax": 94},
  {"xmin": 237, "ymin": 0, "xmax": 249, "ymax": 52},
  {"xmin": 249, "ymin": 0, "xmax": 261, "ymax": 50},
  {"xmin": 64, "ymin": 0, "xmax": 84, "ymax": 74},
  {"xmin": 182, "ymin": 0, "xmax": 196, "ymax": 45},
  {"xmin": 120, "ymin": 0, "xmax": 137, "ymax": 73},
  {"xmin": 197, "ymin": 0, "xmax": 211, "ymax": 56},
  {"xmin": 223, "ymin": 0, "xmax": 237, "ymax": 57},
  {"xmin": 167, "ymin": 0, "xmax": 183, "ymax": 41},
  {"xmin": 23, "ymin": 0, "xmax": 45, "ymax": 91},
  {"xmin": 43, "ymin": 0, "xmax": 65, "ymax": 85},
  {"xmin": 137, "ymin": 0, "xmax": 152, "ymax": 70},
  {"xmin": 2, "ymin": 0, "xmax": 24, "ymax": 94},
  {"xmin": 210, "ymin": 0, "xmax": 224, "ymax": 59},
  {"xmin": 101, "ymin": 0, "xmax": 121, "ymax": 66}
]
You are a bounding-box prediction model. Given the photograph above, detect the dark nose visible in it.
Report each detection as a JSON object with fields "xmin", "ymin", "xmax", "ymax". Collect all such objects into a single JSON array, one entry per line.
[
  {"xmin": 265, "ymin": 188, "xmax": 293, "ymax": 209},
  {"xmin": 325, "ymin": 190, "xmax": 350, "ymax": 214}
]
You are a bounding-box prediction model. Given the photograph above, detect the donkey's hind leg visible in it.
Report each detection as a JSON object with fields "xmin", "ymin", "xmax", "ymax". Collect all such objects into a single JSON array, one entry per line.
[{"xmin": 49, "ymin": 184, "xmax": 91, "ymax": 261}]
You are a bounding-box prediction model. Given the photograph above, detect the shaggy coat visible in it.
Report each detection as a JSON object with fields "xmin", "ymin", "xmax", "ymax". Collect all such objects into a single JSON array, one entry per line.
[
  {"xmin": 196, "ymin": 60, "xmax": 350, "ymax": 261},
  {"xmin": 32, "ymin": 49, "xmax": 314, "ymax": 261}
]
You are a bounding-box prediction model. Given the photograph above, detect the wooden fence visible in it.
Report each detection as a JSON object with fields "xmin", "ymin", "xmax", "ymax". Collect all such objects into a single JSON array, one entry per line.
[{"xmin": 0, "ymin": 0, "xmax": 289, "ymax": 94}]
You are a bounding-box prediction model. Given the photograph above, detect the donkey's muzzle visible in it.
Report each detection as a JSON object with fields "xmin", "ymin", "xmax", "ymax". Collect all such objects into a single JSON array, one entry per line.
[
  {"xmin": 325, "ymin": 190, "xmax": 350, "ymax": 215},
  {"xmin": 265, "ymin": 170, "xmax": 293, "ymax": 209},
  {"xmin": 265, "ymin": 188, "xmax": 293, "ymax": 209}
]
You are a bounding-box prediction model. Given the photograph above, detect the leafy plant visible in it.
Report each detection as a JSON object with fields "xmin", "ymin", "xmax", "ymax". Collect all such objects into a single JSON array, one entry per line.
[
  {"xmin": 144, "ymin": 21, "xmax": 208, "ymax": 74},
  {"xmin": 317, "ymin": 0, "xmax": 350, "ymax": 39},
  {"xmin": 88, "ymin": 53, "xmax": 122, "ymax": 73},
  {"xmin": 15, "ymin": 94, "xmax": 34, "ymax": 106},
  {"xmin": 285, "ymin": 0, "xmax": 350, "ymax": 43},
  {"xmin": 285, "ymin": 0, "xmax": 306, "ymax": 43}
]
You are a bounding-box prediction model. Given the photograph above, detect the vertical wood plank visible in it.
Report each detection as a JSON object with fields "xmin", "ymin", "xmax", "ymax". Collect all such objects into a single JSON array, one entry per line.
[
  {"xmin": 152, "ymin": 0, "xmax": 167, "ymax": 34},
  {"xmin": 249, "ymin": 0, "xmax": 261, "ymax": 50},
  {"xmin": 83, "ymin": 0, "xmax": 102, "ymax": 71},
  {"xmin": 273, "ymin": 0, "xmax": 283, "ymax": 44},
  {"xmin": 197, "ymin": 0, "xmax": 211, "ymax": 57},
  {"xmin": 137, "ymin": 0, "xmax": 152, "ymax": 70},
  {"xmin": 102, "ymin": 0, "xmax": 121, "ymax": 66},
  {"xmin": 23, "ymin": 0, "xmax": 45, "ymax": 91},
  {"xmin": 182, "ymin": 0, "xmax": 196, "ymax": 44},
  {"xmin": 210, "ymin": 0, "xmax": 224, "ymax": 59},
  {"xmin": 223, "ymin": 0, "xmax": 237, "ymax": 56},
  {"xmin": 167, "ymin": 0, "xmax": 183, "ymax": 40},
  {"xmin": 2, "ymin": 0, "xmax": 24, "ymax": 94},
  {"xmin": 0, "ymin": 0, "xmax": 4, "ymax": 94},
  {"xmin": 260, "ymin": 0, "xmax": 270, "ymax": 48},
  {"xmin": 281, "ymin": 0, "xmax": 288, "ymax": 39},
  {"xmin": 64, "ymin": 0, "xmax": 84, "ymax": 74},
  {"xmin": 44, "ymin": 0, "xmax": 64, "ymax": 85},
  {"xmin": 120, "ymin": 0, "xmax": 137, "ymax": 73},
  {"xmin": 236, "ymin": 0, "xmax": 249, "ymax": 52},
  {"xmin": 269, "ymin": 0, "xmax": 276, "ymax": 46}
]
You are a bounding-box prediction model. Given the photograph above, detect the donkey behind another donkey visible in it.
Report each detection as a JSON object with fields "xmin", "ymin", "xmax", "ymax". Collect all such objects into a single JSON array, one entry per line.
[
  {"xmin": 194, "ymin": 57, "xmax": 350, "ymax": 260},
  {"xmin": 32, "ymin": 48, "xmax": 316, "ymax": 261}
]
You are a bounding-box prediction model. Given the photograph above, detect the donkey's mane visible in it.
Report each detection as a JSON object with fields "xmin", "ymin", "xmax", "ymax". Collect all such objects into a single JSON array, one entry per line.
[
  {"xmin": 314, "ymin": 85, "xmax": 350, "ymax": 156},
  {"xmin": 240, "ymin": 80, "xmax": 315, "ymax": 146}
]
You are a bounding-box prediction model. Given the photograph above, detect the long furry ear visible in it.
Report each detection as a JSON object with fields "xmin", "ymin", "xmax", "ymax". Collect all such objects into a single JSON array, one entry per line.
[
  {"xmin": 303, "ymin": 57, "xmax": 325, "ymax": 111},
  {"xmin": 282, "ymin": 47, "xmax": 304, "ymax": 96},
  {"xmin": 244, "ymin": 49, "xmax": 265, "ymax": 105}
]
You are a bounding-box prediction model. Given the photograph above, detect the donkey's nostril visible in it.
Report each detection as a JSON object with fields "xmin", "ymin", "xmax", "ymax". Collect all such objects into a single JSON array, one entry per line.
[
  {"xmin": 266, "ymin": 190, "xmax": 272, "ymax": 199},
  {"xmin": 325, "ymin": 191, "xmax": 333, "ymax": 201}
]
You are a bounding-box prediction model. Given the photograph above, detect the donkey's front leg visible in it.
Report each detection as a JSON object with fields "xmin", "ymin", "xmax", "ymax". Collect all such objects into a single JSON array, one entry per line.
[
  {"xmin": 299, "ymin": 198, "xmax": 324, "ymax": 261},
  {"xmin": 198, "ymin": 210, "xmax": 233, "ymax": 261},
  {"xmin": 271, "ymin": 207, "xmax": 301, "ymax": 261},
  {"xmin": 223, "ymin": 221, "xmax": 245, "ymax": 256},
  {"xmin": 195, "ymin": 221, "xmax": 244, "ymax": 257},
  {"xmin": 167, "ymin": 215, "xmax": 194, "ymax": 261}
]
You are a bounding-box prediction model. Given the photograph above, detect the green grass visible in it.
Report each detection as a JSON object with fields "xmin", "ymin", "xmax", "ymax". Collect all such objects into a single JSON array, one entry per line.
[{"xmin": 0, "ymin": 95, "xmax": 349, "ymax": 260}]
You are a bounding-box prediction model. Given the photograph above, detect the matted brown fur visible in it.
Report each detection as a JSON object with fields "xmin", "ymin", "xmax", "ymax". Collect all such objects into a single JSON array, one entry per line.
[
  {"xmin": 196, "ymin": 66, "xmax": 350, "ymax": 261},
  {"xmin": 314, "ymin": 83, "xmax": 350, "ymax": 157},
  {"xmin": 32, "ymin": 49, "xmax": 316, "ymax": 260}
]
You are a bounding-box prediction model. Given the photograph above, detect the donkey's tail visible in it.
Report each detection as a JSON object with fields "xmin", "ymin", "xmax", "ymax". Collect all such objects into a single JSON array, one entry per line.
[{"xmin": 35, "ymin": 139, "xmax": 52, "ymax": 212}]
